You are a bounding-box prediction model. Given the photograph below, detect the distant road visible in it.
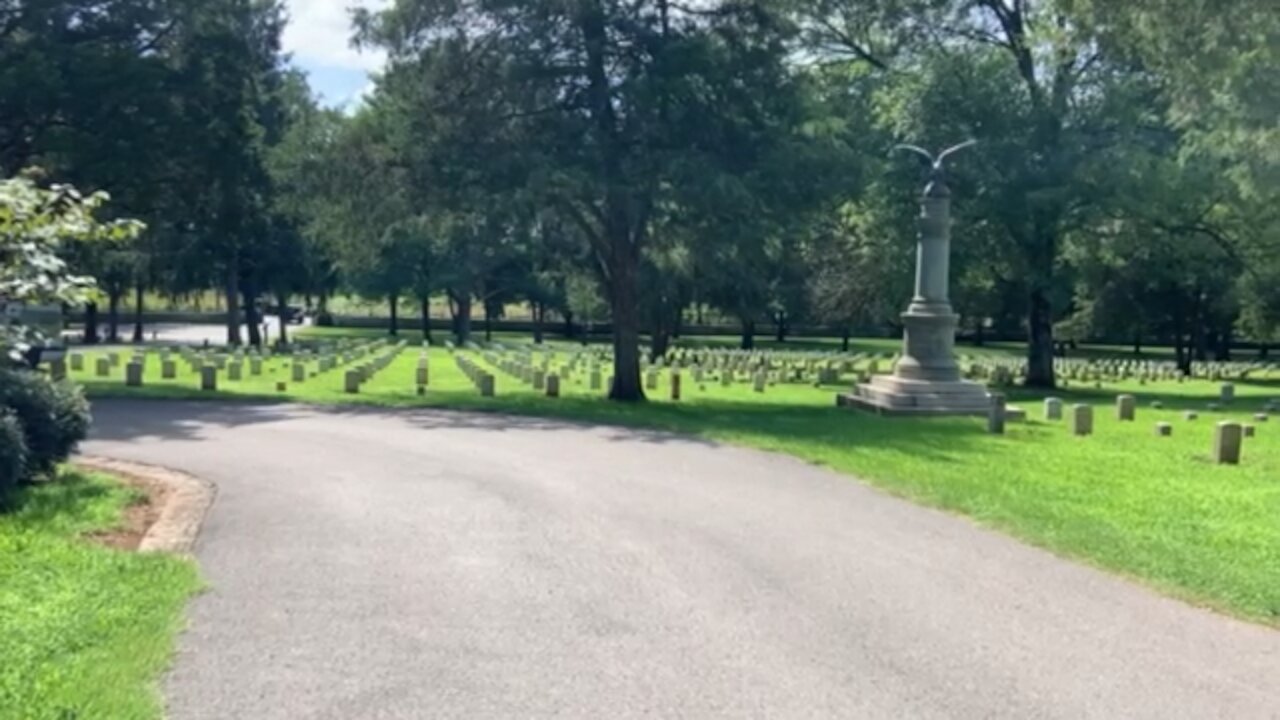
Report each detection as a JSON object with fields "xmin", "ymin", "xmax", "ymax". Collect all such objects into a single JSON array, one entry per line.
[
  {"xmin": 70, "ymin": 317, "xmax": 287, "ymax": 347},
  {"xmin": 83, "ymin": 400, "xmax": 1280, "ymax": 720}
]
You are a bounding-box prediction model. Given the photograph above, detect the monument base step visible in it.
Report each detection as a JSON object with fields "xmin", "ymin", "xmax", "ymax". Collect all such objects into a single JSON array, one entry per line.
[{"xmin": 837, "ymin": 376, "xmax": 995, "ymax": 417}]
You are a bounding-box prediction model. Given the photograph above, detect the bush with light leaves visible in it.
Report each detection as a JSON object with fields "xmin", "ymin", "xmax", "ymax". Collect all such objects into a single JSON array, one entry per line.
[{"xmin": 0, "ymin": 170, "xmax": 144, "ymax": 363}]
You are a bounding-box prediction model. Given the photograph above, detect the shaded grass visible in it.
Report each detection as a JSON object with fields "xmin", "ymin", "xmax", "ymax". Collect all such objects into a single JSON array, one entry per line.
[
  {"xmin": 0, "ymin": 470, "xmax": 200, "ymax": 720},
  {"xmin": 68, "ymin": 345, "xmax": 1280, "ymax": 625}
]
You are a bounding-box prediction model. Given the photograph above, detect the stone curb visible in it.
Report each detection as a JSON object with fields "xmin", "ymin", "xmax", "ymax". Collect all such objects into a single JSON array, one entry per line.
[{"xmin": 74, "ymin": 456, "xmax": 216, "ymax": 556}]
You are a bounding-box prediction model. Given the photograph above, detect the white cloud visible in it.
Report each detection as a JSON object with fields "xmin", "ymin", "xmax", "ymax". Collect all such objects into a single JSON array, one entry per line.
[{"xmin": 282, "ymin": 0, "xmax": 389, "ymax": 74}]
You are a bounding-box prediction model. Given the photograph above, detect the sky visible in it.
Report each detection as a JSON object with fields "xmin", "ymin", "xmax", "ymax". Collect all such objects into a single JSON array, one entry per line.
[{"xmin": 282, "ymin": 0, "xmax": 390, "ymax": 110}]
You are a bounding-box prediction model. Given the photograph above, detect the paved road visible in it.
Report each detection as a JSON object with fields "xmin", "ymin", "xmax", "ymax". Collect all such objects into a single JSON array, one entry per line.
[
  {"xmin": 66, "ymin": 318, "xmax": 288, "ymax": 347},
  {"xmin": 82, "ymin": 401, "xmax": 1279, "ymax": 719}
]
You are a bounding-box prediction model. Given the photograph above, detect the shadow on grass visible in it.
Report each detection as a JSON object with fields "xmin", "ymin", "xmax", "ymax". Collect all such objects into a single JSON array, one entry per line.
[
  {"xmin": 84, "ymin": 388, "xmax": 991, "ymax": 466},
  {"xmin": 3, "ymin": 471, "xmax": 122, "ymax": 532}
]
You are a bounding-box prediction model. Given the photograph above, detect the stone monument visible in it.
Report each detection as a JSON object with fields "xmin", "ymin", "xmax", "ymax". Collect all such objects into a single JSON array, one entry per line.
[{"xmin": 842, "ymin": 141, "xmax": 992, "ymax": 415}]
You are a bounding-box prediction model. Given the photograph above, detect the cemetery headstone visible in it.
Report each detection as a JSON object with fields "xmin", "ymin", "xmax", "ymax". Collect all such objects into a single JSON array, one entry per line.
[
  {"xmin": 1070, "ymin": 404, "xmax": 1093, "ymax": 436},
  {"xmin": 69, "ymin": 353, "xmax": 84, "ymax": 371},
  {"xmin": 1154, "ymin": 422, "xmax": 1172, "ymax": 437},
  {"xmin": 1044, "ymin": 397, "xmax": 1063, "ymax": 421},
  {"xmin": 1213, "ymin": 422, "xmax": 1242, "ymax": 464},
  {"xmin": 987, "ymin": 394, "xmax": 1006, "ymax": 435},
  {"xmin": 546, "ymin": 374, "xmax": 560, "ymax": 398},
  {"xmin": 125, "ymin": 362, "xmax": 143, "ymax": 387},
  {"xmin": 1116, "ymin": 394, "xmax": 1136, "ymax": 421},
  {"xmin": 200, "ymin": 366, "xmax": 217, "ymax": 391}
]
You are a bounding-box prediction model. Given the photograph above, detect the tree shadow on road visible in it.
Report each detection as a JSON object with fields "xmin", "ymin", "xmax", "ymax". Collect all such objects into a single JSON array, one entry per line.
[{"xmin": 84, "ymin": 394, "xmax": 992, "ymax": 466}]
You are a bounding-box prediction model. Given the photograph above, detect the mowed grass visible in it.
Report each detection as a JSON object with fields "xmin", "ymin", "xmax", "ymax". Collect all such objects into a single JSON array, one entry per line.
[
  {"xmin": 68, "ymin": 342, "xmax": 1280, "ymax": 625},
  {"xmin": 0, "ymin": 471, "xmax": 200, "ymax": 720}
]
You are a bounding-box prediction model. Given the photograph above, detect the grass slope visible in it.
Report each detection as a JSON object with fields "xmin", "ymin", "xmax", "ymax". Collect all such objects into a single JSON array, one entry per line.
[
  {"xmin": 68, "ymin": 342, "xmax": 1280, "ymax": 625},
  {"xmin": 0, "ymin": 471, "xmax": 200, "ymax": 720}
]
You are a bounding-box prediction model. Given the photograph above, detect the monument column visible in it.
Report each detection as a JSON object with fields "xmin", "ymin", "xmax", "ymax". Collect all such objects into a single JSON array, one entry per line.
[
  {"xmin": 896, "ymin": 173, "xmax": 962, "ymax": 383},
  {"xmin": 841, "ymin": 141, "xmax": 991, "ymax": 415}
]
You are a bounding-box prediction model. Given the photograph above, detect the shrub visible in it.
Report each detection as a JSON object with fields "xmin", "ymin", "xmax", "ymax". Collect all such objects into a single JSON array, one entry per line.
[
  {"xmin": 50, "ymin": 379, "xmax": 92, "ymax": 458},
  {"xmin": 0, "ymin": 368, "xmax": 91, "ymax": 480},
  {"xmin": 0, "ymin": 409, "xmax": 29, "ymax": 501}
]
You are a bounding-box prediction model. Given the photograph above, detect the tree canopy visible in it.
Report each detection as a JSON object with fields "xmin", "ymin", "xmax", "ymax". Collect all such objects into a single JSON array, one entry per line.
[{"xmin": 3, "ymin": 0, "xmax": 1275, "ymax": 395}]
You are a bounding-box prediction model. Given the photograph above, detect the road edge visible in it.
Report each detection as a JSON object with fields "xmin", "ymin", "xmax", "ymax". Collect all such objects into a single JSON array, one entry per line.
[{"xmin": 75, "ymin": 455, "xmax": 216, "ymax": 556}]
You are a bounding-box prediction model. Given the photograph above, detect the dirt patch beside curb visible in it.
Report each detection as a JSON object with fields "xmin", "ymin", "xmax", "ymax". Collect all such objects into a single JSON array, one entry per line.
[{"xmin": 74, "ymin": 456, "xmax": 216, "ymax": 556}]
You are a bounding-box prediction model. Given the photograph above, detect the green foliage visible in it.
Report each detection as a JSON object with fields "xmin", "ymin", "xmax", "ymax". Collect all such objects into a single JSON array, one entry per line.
[
  {"xmin": 0, "ymin": 369, "xmax": 92, "ymax": 481},
  {"xmin": 0, "ymin": 469, "xmax": 200, "ymax": 719},
  {"xmin": 0, "ymin": 411, "xmax": 28, "ymax": 502},
  {"xmin": 0, "ymin": 173, "xmax": 144, "ymax": 357}
]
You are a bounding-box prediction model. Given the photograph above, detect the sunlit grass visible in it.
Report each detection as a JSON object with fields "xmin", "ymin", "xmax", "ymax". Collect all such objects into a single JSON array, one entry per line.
[{"xmin": 0, "ymin": 470, "xmax": 200, "ymax": 719}]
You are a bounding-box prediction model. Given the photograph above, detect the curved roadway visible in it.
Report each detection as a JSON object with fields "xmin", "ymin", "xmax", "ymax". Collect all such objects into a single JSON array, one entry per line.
[{"xmin": 83, "ymin": 400, "xmax": 1279, "ymax": 719}]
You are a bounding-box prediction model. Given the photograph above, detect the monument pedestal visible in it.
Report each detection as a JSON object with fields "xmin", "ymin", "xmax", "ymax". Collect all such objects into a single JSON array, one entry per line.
[
  {"xmin": 841, "ymin": 375, "xmax": 992, "ymax": 415},
  {"xmin": 841, "ymin": 310, "xmax": 991, "ymax": 415}
]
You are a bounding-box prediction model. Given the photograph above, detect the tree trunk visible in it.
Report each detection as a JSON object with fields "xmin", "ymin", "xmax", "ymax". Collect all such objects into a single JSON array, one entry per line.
[
  {"xmin": 580, "ymin": 3, "xmax": 644, "ymax": 402},
  {"xmin": 316, "ymin": 291, "xmax": 333, "ymax": 326},
  {"xmin": 420, "ymin": 297, "xmax": 432, "ymax": 343},
  {"xmin": 563, "ymin": 310, "xmax": 575, "ymax": 341},
  {"xmin": 740, "ymin": 319, "xmax": 755, "ymax": 350},
  {"xmin": 1025, "ymin": 288, "xmax": 1055, "ymax": 388},
  {"xmin": 131, "ymin": 283, "xmax": 145, "ymax": 343},
  {"xmin": 532, "ymin": 302, "xmax": 544, "ymax": 344},
  {"xmin": 225, "ymin": 267, "xmax": 242, "ymax": 346},
  {"xmin": 1175, "ymin": 334, "xmax": 1190, "ymax": 375},
  {"xmin": 388, "ymin": 293, "xmax": 399, "ymax": 336},
  {"xmin": 243, "ymin": 284, "xmax": 261, "ymax": 348},
  {"xmin": 1173, "ymin": 305, "xmax": 1192, "ymax": 375},
  {"xmin": 651, "ymin": 324, "xmax": 671, "ymax": 362},
  {"xmin": 454, "ymin": 293, "xmax": 472, "ymax": 344},
  {"xmin": 841, "ymin": 327, "xmax": 851, "ymax": 353},
  {"xmin": 672, "ymin": 305, "xmax": 683, "ymax": 340},
  {"xmin": 1215, "ymin": 327, "xmax": 1232, "ymax": 361},
  {"xmin": 1133, "ymin": 333, "xmax": 1142, "ymax": 356},
  {"xmin": 974, "ymin": 321, "xmax": 985, "ymax": 347},
  {"xmin": 276, "ymin": 293, "xmax": 290, "ymax": 346},
  {"xmin": 774, "ymin": 312, "xmax": 787, "ymax": 343},
  {"xmin": 107, "ymin": 289, "xmax": 122, "ymax": 343},
  {"xmin": 484, "ymin": 303, "xmax": 493, "ymax": 341},
  {"xmin": 1260, "ymin": 343, "xmax": 1269, "ymax": 360},
  {"xmin": 83, "ymin": 302, "xmax": 100, "ymax": 344},
  {"xmin": 606, "ymin": 251, "xmax": 644, "ymax": 401}
]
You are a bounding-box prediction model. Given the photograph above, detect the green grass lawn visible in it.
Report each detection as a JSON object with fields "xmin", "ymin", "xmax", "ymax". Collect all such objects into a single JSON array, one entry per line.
[
  {"xmin": 65, "ymin": 342, "xmax": 1280, "ymax": 626},
  {"xmin": 0, "ymin": 470, "xmax": 200, "ymax": 720}
]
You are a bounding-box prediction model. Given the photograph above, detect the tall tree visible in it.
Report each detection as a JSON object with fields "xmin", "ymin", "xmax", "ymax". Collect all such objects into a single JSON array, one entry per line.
[{"xmin": 358, "ymin": 0, "xmax": 809, "ymax": 400}]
